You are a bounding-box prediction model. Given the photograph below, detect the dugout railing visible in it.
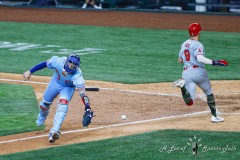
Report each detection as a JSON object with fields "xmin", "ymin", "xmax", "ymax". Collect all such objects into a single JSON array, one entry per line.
[{"xmin": 1, "ymin": 0, "xmax": 240, "ymax": 13}]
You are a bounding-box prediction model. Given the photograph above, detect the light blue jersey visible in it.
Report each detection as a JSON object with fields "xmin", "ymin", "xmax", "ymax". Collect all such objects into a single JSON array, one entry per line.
[{"xmin": 47, "ymin": 56, "xmax": 85, "ymax": 89}]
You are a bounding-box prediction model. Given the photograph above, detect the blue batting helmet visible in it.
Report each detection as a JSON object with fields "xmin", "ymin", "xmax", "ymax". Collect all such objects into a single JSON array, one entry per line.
[{"xmin": 64, "ymin": 54, "xmax": 80, "ymax": 74}]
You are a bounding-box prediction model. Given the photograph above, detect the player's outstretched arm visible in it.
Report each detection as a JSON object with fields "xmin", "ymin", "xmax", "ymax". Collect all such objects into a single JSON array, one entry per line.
[
  {"xmin": 212, "ymin": 60, "xmax": 228, "ymax": 66},
  {"xmin": 23, "ymin": 61, "xmax": 47, "ymax": 81},
  {"xmin": 197, "ymin": 55, "xmax": 228, "ymax": 66},
  {"xmin": 78, "ymin": 88, "xmax": 94, "ymax": 128}
]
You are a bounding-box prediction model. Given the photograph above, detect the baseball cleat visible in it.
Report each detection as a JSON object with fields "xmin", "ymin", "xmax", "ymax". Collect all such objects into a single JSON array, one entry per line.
[
  {"xmin": 49, "ymin": 131, "xmax": 61, "ymax": 143},
  {"xmin": 172, "ymin": 78, "xmax": 185, "ymax": 88},
  {"xmin": 36, "ymin": 114, "xmax": 46, "ymax": 126},
  {"xmin": 211, "ymin": 116, "xmax": 224, "ymax": 123}
]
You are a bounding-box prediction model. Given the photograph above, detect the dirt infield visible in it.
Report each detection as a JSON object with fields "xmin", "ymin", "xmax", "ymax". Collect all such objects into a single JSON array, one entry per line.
[{"xmin": 0, "ymin": 6, "xmax": 240, "ymax": 155}]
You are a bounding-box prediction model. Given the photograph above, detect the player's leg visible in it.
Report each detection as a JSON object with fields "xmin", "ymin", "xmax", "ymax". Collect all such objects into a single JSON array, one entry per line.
[
  {"xmin": 197, "ymin": 76, "xmax": 224, "ymax": 122},
  {"xmin": 99, "ymin": 0, "xmax": 104, "ymax": 8},
  {"xmin": 36, "ymin": 79, "xmax": 59, "ymax": 126},
  {"xmin": 89, "ymin": 0, "xmax": 95, "ymax": 7},
  {"xmin": 184, "ymin": 81, "xmax": 196, "ymax": 105},
  {"xmin": 173, "ymin": 78, "xmax": 194, "ymax": 106},
  {"xmin": 93, "ymin": 4, "xmax": 102, "ymax": 9},
  {"xmin": 49, "ymin": 87, "xmax": 75, "ymax": 143},
  {"xmin": 82, "ymin": 0, "xmax": 89, "ymax": 8},
  {"xmin": 93, "ymin": 0, "xmax": 103, "ymax": 9},
  {"xmin": 36, "ymin": 100, "xmax": 51, "ymax": 126}
]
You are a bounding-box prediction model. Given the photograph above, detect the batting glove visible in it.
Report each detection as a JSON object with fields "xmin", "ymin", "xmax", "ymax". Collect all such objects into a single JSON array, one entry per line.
[{"xmin": 212, "ymin": 60, "xmax": 228, "ymax": 66}]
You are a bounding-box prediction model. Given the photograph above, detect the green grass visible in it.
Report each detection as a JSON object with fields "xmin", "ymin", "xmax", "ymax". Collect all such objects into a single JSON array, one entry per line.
[
  {"xmin": 0, "ymin": 83, "xmax": 44, "ymax": 136},
  {"xmin": 0, "ymin": 21, "xmax": 239, "ymax": 159},
  {"xmin": 0, "ymin": 21, "xmax": 239, "ymax": 83},
  {"xmin": 0, "ymin": 129, "xmax": 239, "ymax": 160}
]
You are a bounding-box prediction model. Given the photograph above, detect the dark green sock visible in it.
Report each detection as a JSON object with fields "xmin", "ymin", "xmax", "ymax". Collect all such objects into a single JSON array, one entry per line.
[
  {"xmin": 181, "ymin": 86, "xmax": 193, "ymax": 105},
  {"xmin": 207, "ymin": 94, "xmax": 217, "ymax": 117}
]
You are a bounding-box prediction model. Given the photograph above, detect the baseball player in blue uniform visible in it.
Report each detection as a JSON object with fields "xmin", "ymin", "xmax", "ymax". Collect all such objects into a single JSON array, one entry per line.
[
  {"xmin": 23, "ymin": 54, "xmax": 93, "ymax": 143},
  {"xmin": 173, "ymin": 23, "xmax": 228, "ymax": 123}
]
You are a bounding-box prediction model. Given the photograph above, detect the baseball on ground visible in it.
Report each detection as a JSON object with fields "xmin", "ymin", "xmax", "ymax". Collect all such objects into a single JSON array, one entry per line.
[{"xmin": 121, "ymin": 114, "xmax": 127, "ymax": 120}]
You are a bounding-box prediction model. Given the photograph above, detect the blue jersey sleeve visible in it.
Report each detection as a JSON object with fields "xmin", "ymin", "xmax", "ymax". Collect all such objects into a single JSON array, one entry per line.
[{"xmin": 30, "ymin": 61, "xmax": 47, "ymax": 73}]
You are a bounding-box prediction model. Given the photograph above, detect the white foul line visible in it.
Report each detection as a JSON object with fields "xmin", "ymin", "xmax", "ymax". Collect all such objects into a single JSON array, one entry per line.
[
  {"xmin": 0, "ymin": 110, "xmax": 210, "ymax": 144},
  {"xmin": 0, "ymin": 78, "xmax": 180, "ymax": 97},
  {"xmin": 3, "ymin": 78, "xmax": 240, "ymax": 97},
  {"xmin": 0, "ymin": 78, "xmax": 48, "ymax": 84}
]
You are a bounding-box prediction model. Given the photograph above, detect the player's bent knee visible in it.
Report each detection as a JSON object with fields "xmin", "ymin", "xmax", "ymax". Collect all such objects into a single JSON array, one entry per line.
[
  {"xmin": 57, "ymin": 99, "xmax": 69, "ymax": 113},
  {"xmin": 59, "ymin": 99, "xmax": 69, "ymax": 105},
  {"xmin": 40, "ymin": 105, "xmax": 50, "ymax": 110},
  {"xmin": 40, "ymin": 101, "xmax": 51, "ymax": 110},
  {"xmin": 43, "ymin": 101, "xmax": 51, "ymax": 106},
  {"xmin": 39, "ymin": 101, "xmax": 51, "ymax": 117}
]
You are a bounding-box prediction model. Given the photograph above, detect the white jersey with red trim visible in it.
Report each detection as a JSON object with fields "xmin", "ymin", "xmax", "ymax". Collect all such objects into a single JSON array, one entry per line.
[
  {"xmin": 179, "ymin": 39, "xmax": 205, "ymax": 68},
  {"xmin": 178, "ymin": 39, "xmax": 212, "ymax": 100}
]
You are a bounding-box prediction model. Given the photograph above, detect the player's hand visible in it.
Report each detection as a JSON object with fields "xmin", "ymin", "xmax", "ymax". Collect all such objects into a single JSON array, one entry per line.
[
  {"xmin": 212, "ymin": 60, "xmax": 228, "ymax": 66},
  {"xmin": 23, "ymin": 70, "xmax": 32, "ymax": 81}
]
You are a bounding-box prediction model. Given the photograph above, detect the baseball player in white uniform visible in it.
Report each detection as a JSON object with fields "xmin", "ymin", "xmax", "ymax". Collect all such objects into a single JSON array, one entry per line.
[{"xmin": 173, "ymin": 23, "xmax": 228, "ymax": 123}]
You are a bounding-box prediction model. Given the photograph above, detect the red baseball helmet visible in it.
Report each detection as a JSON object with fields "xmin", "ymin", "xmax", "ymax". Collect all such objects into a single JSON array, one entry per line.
[{"xmin": 188, "ymin": 23, "xmax": 202, "ymax": 36}]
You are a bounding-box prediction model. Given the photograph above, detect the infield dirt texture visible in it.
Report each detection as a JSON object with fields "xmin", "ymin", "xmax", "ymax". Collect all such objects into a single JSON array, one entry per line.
[{"xmin": 0, "ymin": 6, "xmax": 240, "ymax": 154}]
